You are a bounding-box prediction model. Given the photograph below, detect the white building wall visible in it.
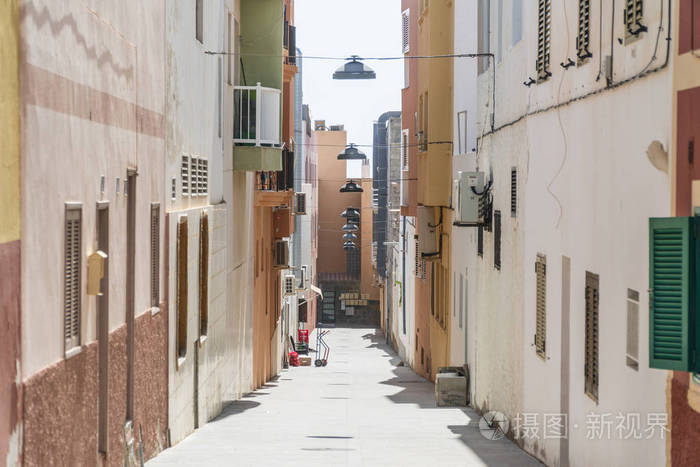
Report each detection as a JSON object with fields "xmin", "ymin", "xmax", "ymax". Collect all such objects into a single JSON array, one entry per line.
[
  {"xmin": 165, "ymin": 0, "xmax": 254, "ymax": 445},
  {"xmin": 469, "ymin": 1, "xmax": 671, "ymax": 466}
]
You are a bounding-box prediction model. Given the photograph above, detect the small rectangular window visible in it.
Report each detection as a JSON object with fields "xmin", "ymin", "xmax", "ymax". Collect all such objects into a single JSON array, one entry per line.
[
  {"xmin": 626, "ymin": 288, "xmax": 640, "ymax": 370},
  {"xmin": 151, "ymin": 204, "xmax": 160, "ymax": 308},
  {"xmin": 585, "ymin": 271, "xmax": 600, "ymax": 402},
  {"xmin": 512, "ymin": 0, "xmax": 523, "ymax": 45},
  {"xmin": 494, "ymin": 210, "xmax": 501, "ymax": 270},
  {"xmin": 478, "ymin": 0, "xmax": 491, "ymax": 74},
  {"xmin": 196, "ymin": 0, "xmax": 203, "ymax": 43},
  {"xmin": 64, "ymin": 204, "xmax": 82, "ymax": 354},
  {"xmin": 577, "ymin": 0, "xmax": 592, "ymax": 62},
  {"xmin": 535, "ymin": 254, "xmax": 547, "ymax": 358},
  {"xmin": 401, "ymin": 129, "xmax": 409, "ymax": 171},
  {"xmin": 457, "ymin": 111, "xmax": 467, "ymax": 154},
  {"xmin": 537, "ymin": 0, "xmax": 552, "ymax": 81}
]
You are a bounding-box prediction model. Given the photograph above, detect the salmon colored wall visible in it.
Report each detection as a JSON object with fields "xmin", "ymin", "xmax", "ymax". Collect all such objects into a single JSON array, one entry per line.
[
  {"xmin": 253, "ymin": 206, "xmax": 277, "ymax": 389},
  {"xmin": 401, "ymin": 0, "xmax": 419, "ymax": 219},
  {"xmin": 316, "ymin": 129, "xmax": 361, "ymax": 275},
  {"xmin": 360, "ymin": 178, "xmax": 378, "ymax": 300}
]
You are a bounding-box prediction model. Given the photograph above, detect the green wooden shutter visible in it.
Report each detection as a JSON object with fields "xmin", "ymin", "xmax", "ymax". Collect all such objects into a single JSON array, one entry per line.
[{"xmin": 649, "ymin": 217, "xmax": 692, "ymax": 371}]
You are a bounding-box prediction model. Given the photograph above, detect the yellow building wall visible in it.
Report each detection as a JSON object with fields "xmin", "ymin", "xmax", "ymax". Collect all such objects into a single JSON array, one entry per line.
[
  {"xmin": 0, "ymin": 0, "xmax": 20, "ymax": 243},
  {"xmin": 417, "ymin": 0, "xmax": 453, "ymax": 378}
]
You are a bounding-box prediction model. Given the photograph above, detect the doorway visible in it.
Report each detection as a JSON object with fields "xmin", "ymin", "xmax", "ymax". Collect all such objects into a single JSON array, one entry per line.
[
  {"xmin": 126, "ymin": 170, "xmax": 137, "ymax": 422},
  {"xmin": 97, "ymin": 203, "xmax": 109, "ymax": 455}
]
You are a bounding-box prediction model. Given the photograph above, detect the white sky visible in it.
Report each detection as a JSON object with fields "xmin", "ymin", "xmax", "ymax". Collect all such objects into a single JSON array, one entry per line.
[{"xmin": 295, "ymin": 0, "xmax": 402, "ymax": 177}]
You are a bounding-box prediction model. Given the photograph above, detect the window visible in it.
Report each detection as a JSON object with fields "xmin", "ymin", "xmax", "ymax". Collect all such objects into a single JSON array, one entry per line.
[
  {"xmin": 64, "ymin": 204, "xmax": 82, "ymax": 354},
  {"xmin": 494, "ymin": 210, "xmax": 501, "ymax": 270},
  {"xmin": 511, "ymin": 167, "xmax": 517, "ymax": 217},
  {"xmin": 537, "ymin": 0, "xmax": 552, "ymax": 81},
  {"xmin": 478, "ymin": 0, "xmax": 491, "ymax": 74},
  {"xmin": 151, "ymin": 204, "xmax": 160, "ymax": 308},
  {"xmin": 402, "ymin": 9, "xmax": 410, "ymax": 54},
  {"xmin": 418, "ymin": 92, "xmax": 429, "ymax": 152},
  {"xmin": 195, "ymin": 0, "xmax": 203, "ymax": 43},
  {"xmin": 535, "ymin": 255, "xmax": 547, "ymax": 358},
  {"xmin": 477, "ymin": 225, "xmax": 483, "ymax": 257},
  {"xmin": 626, "ymin": 288, "xmax": 640, "ymax": 370},
  {"xmin": 624, "ymin": 0, "xmax": 645, "ymax": 40},
  {"xmin": 585, "ymin": 271, "xmax": 599, "ymax": 402},
  {"xmin": 227, "ymin": 13, "xmax": 234, "ymax": 85},
  {"xmin": 512, "ymin": 0, "xmax": 523, "ymax": 45},
  {"xmin": 177, "ymin": 216, "xmax": 188, "ymax": 360},
  {"xmin": 181, "ymin": 155, "xmax": 190, "ymax": 197},
  {"xmin": 679, "ymin": 0, "xmax": 698, "ymax": 55},
  {"xmin": 415, "ymin": 238, "xmax": 425, "ymax": 279},
  {"xmin": 457, "ymin": 111, "xmax": 467, "ymax": 154},
  {"xmin": 404, "ymin": 57, "xmax": 410, "ymax": 89},
  {"xmin": 401, "ymin": 129, "xmax": 409, "ymax": 171},
  {"xmin": 199, "ymin": 213, "xmax": 209, "ymax": 338},
  {"xmin": 577, "ymin": 0, "xmax": 592, "ymax": 62}
]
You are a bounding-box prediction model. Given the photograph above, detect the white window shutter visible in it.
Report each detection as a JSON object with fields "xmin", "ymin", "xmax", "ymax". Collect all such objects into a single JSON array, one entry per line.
[{"xmin": 402, "ymin": 9, "xmax": 410, "ymax": 54}]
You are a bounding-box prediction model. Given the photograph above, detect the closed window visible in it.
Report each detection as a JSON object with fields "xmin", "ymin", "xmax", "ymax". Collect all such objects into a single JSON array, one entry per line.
[
  {"xmin": 402, "ymin": 9, "xmax": 410, "ymax": 54},
  {"xmin": 494, "ymin": 210, "xmax": 501, "ymax": 270},
  {"xmin": 535, "ymin": 255, "xmax": 547, "ymax": 358},
  {"xmin": 478, "ymin": 0, "xmax": 491, "ymax": 74},
  {"xmin": 199, "ymin": 213, "xmax": 209, "ymax": 338},
  {"xmin": 64, "ymin": 204, "xmax": 82, "ymax": 354},
  {"xmin": 151, "ymin": 204, "xmax": 160, "ymax": 308},
  {"xmin": 585, "ymin": 271, "xmax": 600, "ymax": 402},
  {"xmin": 196, "ymin": 0, "xmax": 203, "ymax": 43},
  {"xmin": 537, "ymin": 0, "xmax": 552, "ymax": 81},
  {"xmin": 626, "ymin": 289, "xmax": 640, "ymax": 370}
]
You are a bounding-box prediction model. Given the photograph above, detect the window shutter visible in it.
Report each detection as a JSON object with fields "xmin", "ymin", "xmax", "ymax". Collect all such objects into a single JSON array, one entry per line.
[
  {"xmin": 199, "ymin": 213, "xmax": 209, "ymax": 337},
  {"xmin": 537, "ymin": 0, "xmax": 552, "ymax": 81},
  {"xmin": 402, "ymin": 130, "xmax": 409, "ymax": 171},
  {"xmin": 151, "ymin": 204, "xmax": 160, "ymax": 307},
  {"xmin": 402, "ymin": 9, "xmax": 410, "ymax": 54},
  {"xmin": 585, "ymin": 271, "xmax": 600, "ymax": 402},
  {"xmin": 626, "ymin": 288, "xmax": 640, "ymax": 370},
  {"xmin": 535, "ymin": 255, "xmax": 547, "ymax": 357},
  {"xmin": 511, "ymin": 167, "xmax": 517, "ymax": 218},
  {"xmin": 64, "ymin": 205, "xmax": 82, "ymax": 353},
  {"xmin": 624, "ymin": 0, "xmax": 644, "ymax": 37},
  {"xmin": 577, "ymin": 0, "xmax": 591, "ymax": 61},
  {"xmin": 177, "ymin": 216, "xmax": 188, "ymax": 359},
  {"xmin": 649, "ymin": 217, "xmax": 691, "ymax": 371},
  {"xmin": 494, "ymin": 210, "xmax": 501, "ymax": 270}
]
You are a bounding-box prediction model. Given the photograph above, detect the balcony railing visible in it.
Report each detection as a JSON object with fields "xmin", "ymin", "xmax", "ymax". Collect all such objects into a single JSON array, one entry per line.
[
  {"xmin": 234, "ymin": 84, "xmax": 281, "ymax": 147},
  {"xmin": 255, "ymin": 150, "xmax": 295, "ymax": 191}
]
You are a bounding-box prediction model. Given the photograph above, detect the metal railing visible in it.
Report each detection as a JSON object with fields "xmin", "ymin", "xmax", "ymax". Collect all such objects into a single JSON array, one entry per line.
[
  {"xmin": 234, "ymin": 83, "xmax": 281, "ymax": 147},
  {"xmin": 255, "ymin": 150, "xmax": 295, "ymax": 192}
]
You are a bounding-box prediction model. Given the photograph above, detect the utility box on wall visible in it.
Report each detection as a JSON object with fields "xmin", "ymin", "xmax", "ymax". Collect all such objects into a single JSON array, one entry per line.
[
  {"xmin": 274, "ymin": 208, "xmax": 294, "ymax": 238},
  {"xmin": 455, "ymin": 171, "xmax": 484, "ymax": 226}
]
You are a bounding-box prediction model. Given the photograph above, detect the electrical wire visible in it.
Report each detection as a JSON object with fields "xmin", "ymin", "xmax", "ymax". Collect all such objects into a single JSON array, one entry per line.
[{"xmin": 205, "ymin": 51, "xmax": 493, "ymax": 61}]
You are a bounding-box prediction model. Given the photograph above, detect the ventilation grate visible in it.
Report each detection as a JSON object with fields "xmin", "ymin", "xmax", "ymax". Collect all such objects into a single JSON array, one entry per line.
[{"xmin": 64, "ymin": 205, "xmax": 82, "ymax": 352}]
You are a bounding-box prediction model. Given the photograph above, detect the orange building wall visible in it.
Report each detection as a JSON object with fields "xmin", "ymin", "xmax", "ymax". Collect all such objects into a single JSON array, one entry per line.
[
  {"xmin": 360, "ymin": 178, "xmax": 378, "ymax": 300},
  {"xmin": 316, "ymin": 129, "xmax": 361, "ymax": 275}
]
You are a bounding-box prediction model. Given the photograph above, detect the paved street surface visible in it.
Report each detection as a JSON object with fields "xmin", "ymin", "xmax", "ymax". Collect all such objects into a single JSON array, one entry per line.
[{"xmin": 148, "ymin": 328, "xmax": 541, "ymax": 467}]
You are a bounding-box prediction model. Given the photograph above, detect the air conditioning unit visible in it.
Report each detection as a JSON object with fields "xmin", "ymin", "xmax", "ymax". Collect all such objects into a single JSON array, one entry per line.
[
  {"xmin": 455, "ymin": 172, "xmax": 485, "ymax": 226},
  {"xmin": 294, "ymin": 192, "xmax": 307, "ymax": 215},
  {"xmin": 274, "ymin": 239, "xmax": 290, "ymax": 269},
  {"xmin": 417, "ymin": 206, "xmax": 439, "ymax": 259},
  {"xmin": 284, "ymin": 274, "xmax": 296, "ymax": 296}
]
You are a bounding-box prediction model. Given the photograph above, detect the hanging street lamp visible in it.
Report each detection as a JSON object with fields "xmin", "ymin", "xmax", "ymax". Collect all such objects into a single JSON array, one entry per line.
[
  {"xmin": 341, "ymin": 207, "xmax": 361, "ymax": 218},
  {"xmin": 337, "ymin": 144, "xmax": 367, "ymax": 160},
  {"xmin": 332, "ymin": 56, "xmax": 376, "ymax": 80},
  {"xmin": 342, "ymin": 223, "xmax": 359, "ymax": 232},
  {"xmin": 343, "ymin": 241, "xmax": 357, "ymax": 250},
  {"xmin": 340, "ymin": 180, "xmax": 363, "ymax": 193},
  {"xmin": 343, "ymin": 232, "xmax": 358, "ymax": 241}
]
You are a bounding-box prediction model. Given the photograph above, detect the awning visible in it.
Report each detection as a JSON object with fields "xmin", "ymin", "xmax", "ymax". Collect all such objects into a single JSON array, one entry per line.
[{"xmin": 310, "ymin": 284, "xmax": 323, "ymax": 301}]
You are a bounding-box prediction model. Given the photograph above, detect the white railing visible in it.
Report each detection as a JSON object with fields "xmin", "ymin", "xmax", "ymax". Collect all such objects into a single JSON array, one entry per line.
[{"xmin": 234, "ymin": 83, "xmax": 281, "ymax": 147}]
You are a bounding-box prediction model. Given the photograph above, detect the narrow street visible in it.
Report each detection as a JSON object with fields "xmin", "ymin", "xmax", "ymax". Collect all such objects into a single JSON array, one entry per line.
[{"xmin": 148, "ymin": 328, "xmax": 540, "ymax": 467}]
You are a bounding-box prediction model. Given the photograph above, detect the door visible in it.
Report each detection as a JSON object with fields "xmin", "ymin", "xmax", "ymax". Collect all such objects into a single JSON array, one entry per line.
[
  {"xmin": 97, "ymin": 204, "xmax": 109, "ymax": 454},
  {"xmin": 126, "ymin": 171, "xmax": 137, "ymax": 421}
]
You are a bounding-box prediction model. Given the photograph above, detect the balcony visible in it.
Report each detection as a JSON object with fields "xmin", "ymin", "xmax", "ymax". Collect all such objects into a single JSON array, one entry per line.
[
  {"xmin": 254, "ymin": 149, "xmax": 295, "ymax": 207},
  {"xmin": 233, "ymin": 84, "xmax": 283, "ymax": 171}
]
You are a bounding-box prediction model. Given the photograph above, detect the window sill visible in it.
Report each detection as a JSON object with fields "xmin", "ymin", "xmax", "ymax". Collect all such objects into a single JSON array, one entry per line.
[
  {"xmin": 65, "ymin": 346, "xmax": 82, "ymax": 360},
  {"xmin": 150, "ymin": 306, "xmax": 161, "ymax": 316},
  {"xmin": 176, "ymin": 356, "xmax": 187, "ymax": 370}
]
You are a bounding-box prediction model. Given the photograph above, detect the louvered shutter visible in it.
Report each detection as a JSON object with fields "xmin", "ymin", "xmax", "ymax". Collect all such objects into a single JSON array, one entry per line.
[
  {"xmin": 511, "ymin": 167, "xmax": 517, "ymax": 217},
  {"xmin": 537, "ymin": 0, "xmax": 551, "ymax": 81},
  {"xmin": 585, "ymin": 272, "xmax": 599, "ymax": 401},
  {"xmin": 494, "ymin": 210, "xmax": 501, "ymax": 270},
  {"xmin": 181, "ymin": 155, "xmax": 190, "ymax": 196},
  {"xmin": 535, "ymin": 255, "xmax": 547, "ymax": 357},
  {"xmin": 649, "ymin": 217, "xmax": 691, "ymax": 371},
  {"xmin": 177, "ymin": 216, "xmax": 188, "ymax": 358},
  {"xmin": 625, "ymin": 0, "xmax": 644, "ymax": 35},
  {"xmin": 151, "ymin": 204, "xmax": 160, "ymax": 307},
  {"xmin": 64, "ymin": 206, "xmax": 82, "ymax": 352},
  {"xmin": 402, "ymin": 9, "xmax": 410, "ymax": 54},
  {"xmin": 577, "ymin": 0, "xmax": 591, "ymax": 60}
]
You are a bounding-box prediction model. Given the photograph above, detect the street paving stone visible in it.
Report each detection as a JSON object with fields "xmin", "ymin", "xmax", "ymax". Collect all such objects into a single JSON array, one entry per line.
[{"xmin": 148, "ymin": 328, "xmax": 541, "ymax": 467}]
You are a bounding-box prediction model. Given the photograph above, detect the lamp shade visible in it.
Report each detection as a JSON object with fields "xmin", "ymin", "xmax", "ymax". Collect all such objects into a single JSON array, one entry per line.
[
  {"xmin": 343, "ymin": 241, "xmax": 357, "ymax": 250},
  {"xmin": 342, "ymin": 223, "xmax": 359, "ymax": 232},
  {"xmin": 337, "ymin": 144, "xmax": 367, "ymax": 160},
  {"xmin": 332, "ymin": 56, "xmax": 376, "ymax": 80},
  {"xmin": 340, "ymin": 180, "xmax": 363, "ymax": 193},
  {"xmin": 343, "ymin": 232, "xmax": 358, "ymax": 241},
  {"xmin": 341, "ymin": 208, "xmax": 361, "ymax": 218}
]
